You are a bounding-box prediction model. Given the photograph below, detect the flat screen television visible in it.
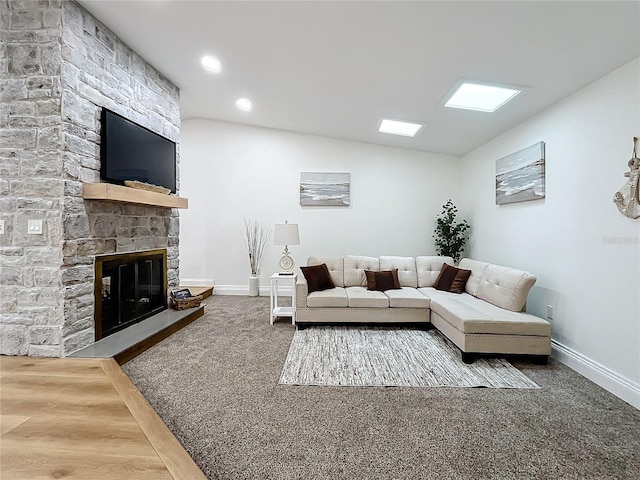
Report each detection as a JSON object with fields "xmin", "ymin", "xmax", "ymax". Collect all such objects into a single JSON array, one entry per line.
[{"xmin": 100, "ymin": 109, "xmax": 177, "ymax": 193}]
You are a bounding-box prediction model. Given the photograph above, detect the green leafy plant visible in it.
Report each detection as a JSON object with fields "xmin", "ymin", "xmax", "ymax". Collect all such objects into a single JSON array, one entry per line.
[{"xmin": 433, "ymin": 200, "xmax": 470, "ymax": 264}]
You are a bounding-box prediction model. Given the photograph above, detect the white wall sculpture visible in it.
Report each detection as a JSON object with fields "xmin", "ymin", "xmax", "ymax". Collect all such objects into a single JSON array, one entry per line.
[{"xmin": 613, "ymin": 137, "xmax": 640, "ymax": 219}]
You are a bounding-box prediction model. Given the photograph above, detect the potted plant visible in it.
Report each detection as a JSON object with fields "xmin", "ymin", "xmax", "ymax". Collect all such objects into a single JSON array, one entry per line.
[
  {"xmin": 244, "ymin": 219, "xmax": 271, "ymax": 296},
  {"xmin": 433, "ymin": 200, "xmax": 470, "ymax": 264}
]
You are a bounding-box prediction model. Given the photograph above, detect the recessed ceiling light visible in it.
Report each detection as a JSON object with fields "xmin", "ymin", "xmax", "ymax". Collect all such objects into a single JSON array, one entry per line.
[
  {"xmin": 378, "ymin": 118, "xmax": 424, "ymax": 137},
  {"xmin": 200, "ymin": 55, "xmax": 221, "ymax": 74},
  {"xmin": 236, "ymin": 98, "xmax": 252, "ymax": 112},
  {"xmin": 444, "ymin": 81, "xmax": 521, "ymax": 112}
]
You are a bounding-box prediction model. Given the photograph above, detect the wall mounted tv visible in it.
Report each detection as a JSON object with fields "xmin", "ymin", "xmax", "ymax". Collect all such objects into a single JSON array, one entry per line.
[{"xmin": 100, "ymin": 109, "xmax": 177, "ymax": 193}]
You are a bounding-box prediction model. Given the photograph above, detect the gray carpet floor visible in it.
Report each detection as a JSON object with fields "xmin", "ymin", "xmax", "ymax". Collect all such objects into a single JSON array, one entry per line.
[{"xmin": 122, "ymin": 295, "xmax": 640, "ymax": 480}]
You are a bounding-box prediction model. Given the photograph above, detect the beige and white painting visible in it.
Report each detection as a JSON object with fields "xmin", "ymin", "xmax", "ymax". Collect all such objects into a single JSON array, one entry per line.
[
  {"xmin": 300, "ymin": 172, "xmax": 350, "ymax": 206},
  {"xmin": 496, "ymin": 142, "xmax": 545, "ymax": 205}
]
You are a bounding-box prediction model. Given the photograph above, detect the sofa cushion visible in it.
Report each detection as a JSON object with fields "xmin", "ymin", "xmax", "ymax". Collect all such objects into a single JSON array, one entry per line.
[
  {"xmin": 416, "ymin": 286, "xmax": 449, "ymax": 303},
  {"xmin": 433, "ymin": 263, "xmax": 471, "ymax": 294},
  {"xmin": 307, "ymin": 287, "xmax": 349, "ymax": 307},
  {"xmin": 384, "ymin": 287, "xmax": 430, "ymax": 308},
  {"xmin": 365, "ymin": 269, "xmax": 401, "ymax": 291},
  {"xmin": 380, "ymin": 256, "xmax": 418, "ymax": 287},
  {"xmin": 426, "ymin": 288, "xmax": 550, "ymax": 336},
  {"xmin": 457, "ymin": 258, "xmax": 489, "ymax": 296},
  {"xmin": 308, "ymin": 257, "xmax": 344, "ymax": 287},
  {"xmin": 416, "ymin": 256, "xmax": 454, "ymax": 287},
  {"xmin": 476, "ymin": 264, "xmax": 536, "ymax": 312},
  {"xmin": 300, "ymin": 263, "xmax": 335, "ymax": 293},
  {"xmin": 344, "ymin": 255, "xmax": 379, "ymax": 287},
  {"xmin": 346, "ymin": 287, "xmax": 389, "ymax": 308}
]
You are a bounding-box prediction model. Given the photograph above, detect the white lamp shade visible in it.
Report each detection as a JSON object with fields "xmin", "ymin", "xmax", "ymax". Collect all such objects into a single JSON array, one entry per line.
[{"xmin": 273, "ymin": 223, "xmax": 300, "ymax": 245}]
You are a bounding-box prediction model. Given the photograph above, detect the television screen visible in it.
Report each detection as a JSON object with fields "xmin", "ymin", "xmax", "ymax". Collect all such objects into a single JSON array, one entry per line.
[{"xmin": 100, "ymin": 109, "xmax": 177, "ymax": 193}]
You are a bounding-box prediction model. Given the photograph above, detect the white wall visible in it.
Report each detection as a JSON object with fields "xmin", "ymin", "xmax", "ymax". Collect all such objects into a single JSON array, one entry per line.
[
  {"xmin": 179, "ymin": 119, "xmax": 460, "ymax": 291},
  {"xmin": 460, "ymin": 58, "xmax": 640, "ymax": 406}
]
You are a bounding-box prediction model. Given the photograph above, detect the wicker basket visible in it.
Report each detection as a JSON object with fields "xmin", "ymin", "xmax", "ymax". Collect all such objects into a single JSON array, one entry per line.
[{"xmin": 170, "ymin": 294, "xmax": 203, "ymax": 310}]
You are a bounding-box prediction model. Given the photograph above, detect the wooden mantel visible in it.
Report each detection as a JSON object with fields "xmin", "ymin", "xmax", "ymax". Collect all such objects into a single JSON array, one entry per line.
[{"xmin": 82, "ymin": 183, "xmax": 188, "ymax": 209}]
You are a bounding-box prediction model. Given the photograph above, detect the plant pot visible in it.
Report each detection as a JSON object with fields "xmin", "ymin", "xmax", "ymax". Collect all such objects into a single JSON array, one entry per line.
[{"xmin": 249, "ymin": 275, "xmax": 259, "ymax": 297}]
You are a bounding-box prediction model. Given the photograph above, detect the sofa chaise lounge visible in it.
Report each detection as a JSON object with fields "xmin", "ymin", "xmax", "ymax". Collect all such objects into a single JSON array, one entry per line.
[{"xmin": 295, "ymin": 255, "xmax": 551, "ymax": 363}]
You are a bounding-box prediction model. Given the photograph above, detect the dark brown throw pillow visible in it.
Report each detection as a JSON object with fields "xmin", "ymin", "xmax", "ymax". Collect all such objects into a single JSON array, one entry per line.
[
  {"xmin": 365, "ymin": 269, "xmax": 402, "ymax": 292},
  {"xmin": 301, "ymin": 263, "xmax": 335, "ymax": 293},
  {"xmin": 433, "ymin": 263, "xmax": 471, "ymax": 294},
  {"xmin": 364, "ymin": 270, "xmax": 378, "ymax": 290}
]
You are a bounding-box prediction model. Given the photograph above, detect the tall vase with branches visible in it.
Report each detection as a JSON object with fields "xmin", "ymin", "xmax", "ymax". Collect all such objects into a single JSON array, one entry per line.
[
  {"xmin": 433, "ymin": 200, "xmax": 470, "ymax": 264},
  {"xmin": 244, "ymin": 219, "xmax": 271, "ymax": 296}
]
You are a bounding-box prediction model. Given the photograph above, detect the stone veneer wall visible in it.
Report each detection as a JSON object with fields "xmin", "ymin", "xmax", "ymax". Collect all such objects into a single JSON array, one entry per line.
[{"xmin": 0, "ymin": 0, "xmax": 181, "ymax": 356}]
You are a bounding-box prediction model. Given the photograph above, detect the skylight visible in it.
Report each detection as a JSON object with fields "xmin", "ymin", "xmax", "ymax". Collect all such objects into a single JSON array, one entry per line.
[
  {"xmin": 444, "ymin": 82, "xmax": 521, "ymax": 112},
  {"xmin": 378, "ymin": 119, "xmax": 424, "ymax": 137}
]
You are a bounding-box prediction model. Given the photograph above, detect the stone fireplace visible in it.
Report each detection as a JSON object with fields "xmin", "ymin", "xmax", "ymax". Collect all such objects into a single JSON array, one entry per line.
[
  {"xmin": 0, "ymin": 1, "xmax": 181, "ymax": 357},
  {"xmin": 69, "ymin": 201, "xmax": 179, "ymax": 351}
]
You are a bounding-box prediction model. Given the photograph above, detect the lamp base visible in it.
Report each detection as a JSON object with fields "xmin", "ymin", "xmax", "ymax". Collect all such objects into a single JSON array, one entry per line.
[{"xmin": 278, "ymin": 252, "xmax": 295, "ymax": 271}]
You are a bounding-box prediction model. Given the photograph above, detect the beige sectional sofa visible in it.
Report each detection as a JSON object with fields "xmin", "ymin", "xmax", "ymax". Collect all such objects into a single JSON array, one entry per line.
[{"xmin": 295, "ymin": 255, "xmax": 551, "ymax": 363}]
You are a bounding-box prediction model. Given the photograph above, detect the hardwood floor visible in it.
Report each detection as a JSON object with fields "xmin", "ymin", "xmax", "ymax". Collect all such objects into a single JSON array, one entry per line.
[{"xmin": 0, "ymin": 356, "xmax": 206, "ymax": 480}]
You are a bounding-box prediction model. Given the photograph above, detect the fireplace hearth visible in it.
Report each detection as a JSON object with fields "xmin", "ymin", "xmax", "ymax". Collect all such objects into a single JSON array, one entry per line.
[{"xmin": 94, "ymin": 249, "xmax": 168, "ymax": 340}]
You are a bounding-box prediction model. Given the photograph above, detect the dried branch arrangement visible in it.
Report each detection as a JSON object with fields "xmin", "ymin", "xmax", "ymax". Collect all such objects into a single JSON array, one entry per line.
[{"xmin": 244, "ymin": 219, "xmax": 271, "ymax": 275}]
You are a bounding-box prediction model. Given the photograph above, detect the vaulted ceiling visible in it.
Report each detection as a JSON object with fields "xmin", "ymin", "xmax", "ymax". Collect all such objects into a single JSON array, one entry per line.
[{"xmin": 79, "ymin": 1, "xmax": 640, "ymax": 156}]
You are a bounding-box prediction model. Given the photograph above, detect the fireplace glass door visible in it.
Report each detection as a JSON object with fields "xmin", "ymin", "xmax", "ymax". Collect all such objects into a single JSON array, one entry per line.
[{"xmin": 95, "ymin": 249, "xmax": 167, "ymax": 340}]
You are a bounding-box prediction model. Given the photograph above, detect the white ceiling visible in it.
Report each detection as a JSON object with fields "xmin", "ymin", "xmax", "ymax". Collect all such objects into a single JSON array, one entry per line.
[{"xmin": 78, "ymin": 1, "xmax": 640, "ymax": 156}]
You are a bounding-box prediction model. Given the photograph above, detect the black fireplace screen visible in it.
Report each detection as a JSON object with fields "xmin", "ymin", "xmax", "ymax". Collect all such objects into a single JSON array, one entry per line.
[{"xmin": 95, "ymin": 249, "xmax": 167, "ymax": 340}]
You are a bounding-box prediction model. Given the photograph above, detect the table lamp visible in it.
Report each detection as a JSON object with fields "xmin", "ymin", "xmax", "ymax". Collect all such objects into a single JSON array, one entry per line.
[{"xmin": 273, "ymin": 220, "xmax": 300, "ymax": 272}]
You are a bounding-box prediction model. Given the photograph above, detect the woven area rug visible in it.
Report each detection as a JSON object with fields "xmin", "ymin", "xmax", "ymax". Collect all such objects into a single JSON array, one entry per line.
[{"xmin": 279, "ymin": 326, "xmax": 539, "ymax": 388}]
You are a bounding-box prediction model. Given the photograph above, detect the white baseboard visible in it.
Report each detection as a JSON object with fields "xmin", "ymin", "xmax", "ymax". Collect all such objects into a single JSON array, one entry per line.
[
  {"xmin": 180, "ymin": 278, "xmax": 215, "ymax": 287},
  {"xmin": 211, "ymin": 284, "xmax": 294, "ymax": 296},
  {"xmin": 552, "ymin": 340, "xmax": 640, "ymax": 410},
  {"xmin": 210, "ymin": 285, "xmax": 261, "ymax": 296}
]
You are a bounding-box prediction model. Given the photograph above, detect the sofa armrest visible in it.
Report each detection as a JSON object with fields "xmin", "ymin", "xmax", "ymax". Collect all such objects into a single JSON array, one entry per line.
[{"xmin": 296, "ymin": 275, "xmax": 308, "ymax": 308}]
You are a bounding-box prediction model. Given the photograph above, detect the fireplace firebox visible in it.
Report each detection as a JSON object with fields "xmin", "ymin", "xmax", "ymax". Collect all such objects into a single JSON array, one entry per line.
[{"xmin": 94, "ymin": 249, "xmax": 168, "ymax": 340}]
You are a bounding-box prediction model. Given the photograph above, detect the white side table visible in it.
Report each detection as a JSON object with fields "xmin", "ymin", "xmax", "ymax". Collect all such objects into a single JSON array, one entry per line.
[{"xmin": 270, "ymin": 273, "xmax": 297, "ymax": 325}]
